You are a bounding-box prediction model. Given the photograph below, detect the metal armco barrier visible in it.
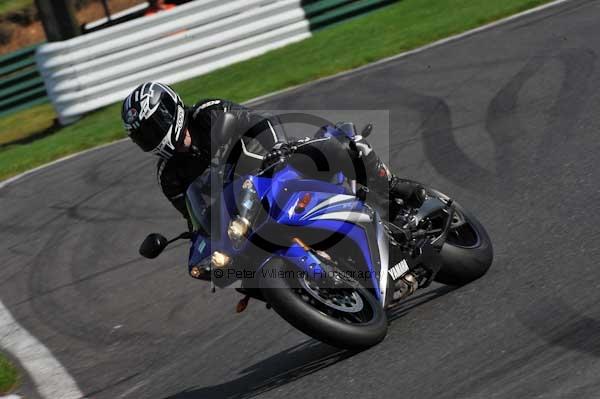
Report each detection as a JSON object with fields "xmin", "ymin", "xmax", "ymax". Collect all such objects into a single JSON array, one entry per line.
[
  {"xmin": 37, "ymin": 0, "xmax": 396, "ymax": 124},
  {"xmin": 37, "ymin": 0, "xmax": 311, "ymax": 124},
  {"xmin": 303, "ymin": 0, "xmax": 396, "ymax": 30},
  {"xmin": 0, "ymin": 45, "xmax": 48, "ymax": 117}
]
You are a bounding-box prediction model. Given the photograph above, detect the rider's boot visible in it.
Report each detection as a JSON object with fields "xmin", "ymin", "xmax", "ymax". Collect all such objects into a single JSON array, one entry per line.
[
  {"xmin": 358, "ymin": 147, "xmax": 426, "ymax": 221},
  {"xmin": 389, "ymin": 177, "xmax": 427, "ymax": 208}
]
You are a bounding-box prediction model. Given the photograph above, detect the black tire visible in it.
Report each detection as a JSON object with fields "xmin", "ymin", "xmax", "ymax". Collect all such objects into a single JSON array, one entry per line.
[
  {"xmin": 259, "ymin": 258, "xmax": 388, "ymax": 350},
  {"xmin": 427, "ymin": 188, "xmax": 494, "ymax": 286}
]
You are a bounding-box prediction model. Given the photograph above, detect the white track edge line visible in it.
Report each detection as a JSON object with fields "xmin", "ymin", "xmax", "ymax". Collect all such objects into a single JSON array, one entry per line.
[{"xmin": 0, "ymin": 301, "xmax": 85, "ymax": 398}]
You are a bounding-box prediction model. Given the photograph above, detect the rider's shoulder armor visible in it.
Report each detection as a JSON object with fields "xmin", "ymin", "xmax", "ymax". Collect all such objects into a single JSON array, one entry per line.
[
  {"xmin": 190, "ymin": 98, "xmax": 237, "ymax": 119},
  {"xmin": 188, "ymin": 98, "xmax": 250, "ymax": 152}
]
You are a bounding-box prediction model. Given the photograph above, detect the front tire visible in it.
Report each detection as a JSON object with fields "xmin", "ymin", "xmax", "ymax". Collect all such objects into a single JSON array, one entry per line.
[{"xmin": 259, "ymin": 259, "xmax": 388, "ymax": 350}]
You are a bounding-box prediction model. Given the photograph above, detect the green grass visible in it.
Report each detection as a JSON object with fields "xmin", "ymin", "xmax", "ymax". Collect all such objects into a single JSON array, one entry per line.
[
  {"xmin": 0, "ymin": 0, "xmax": 554, "ymax": 180},
  {"xmin": 0, "ymin": 353, "xmax": 19, "ymax": 394},
  {"xmin": 0, "ymin": 0, "xmax": 32, "ymax": 16},
  {"xmin": 0, "ymin": 102, "xmax": 55, "ymax": 146}
]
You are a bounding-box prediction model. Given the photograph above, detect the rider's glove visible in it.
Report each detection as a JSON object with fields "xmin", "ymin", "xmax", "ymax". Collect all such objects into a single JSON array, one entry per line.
[
  {"xmin": 348, "ymin": 134, "xmax": 373, "ymax": 157},
  {"xmin": 354, "ymin": 140, "xmax": 373, "ymax": 157}
]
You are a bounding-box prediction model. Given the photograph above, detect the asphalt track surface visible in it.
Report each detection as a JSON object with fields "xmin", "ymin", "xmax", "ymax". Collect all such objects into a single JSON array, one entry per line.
[{"xmin": 2, "ymin": 1, "xmax": 600, "ymax": 397}]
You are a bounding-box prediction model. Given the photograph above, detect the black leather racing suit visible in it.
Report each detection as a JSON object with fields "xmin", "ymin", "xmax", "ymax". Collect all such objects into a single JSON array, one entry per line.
[{"xmin": 156, "ymin": 98, "xmax": 287, "ymax": 223}]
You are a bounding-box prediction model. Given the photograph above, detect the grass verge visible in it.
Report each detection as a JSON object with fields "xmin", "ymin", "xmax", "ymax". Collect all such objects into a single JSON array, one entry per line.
[
  {"xmin": 0, "ymin": 102, "xmax": 56, "ymax": 146},
  {"xmin": 0, "ymin": 0, "xmax": 555, "ymax": 181},
  {"xmin": 0, "ymin": 352, "xmax": 19, "ymax": 394},
  {"xmin": 0, "ymin": 0, "xmax": 32, "ymax": 16}
]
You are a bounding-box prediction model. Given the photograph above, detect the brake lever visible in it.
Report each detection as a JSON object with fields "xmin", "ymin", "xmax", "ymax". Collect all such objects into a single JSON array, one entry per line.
[
  {"xmin": 257, "ymin": 157, "xmax": 286, "ymax": 176},
  {"xmin": 257, "ymin": 144, "xmax": 298, "ymax": 176}
]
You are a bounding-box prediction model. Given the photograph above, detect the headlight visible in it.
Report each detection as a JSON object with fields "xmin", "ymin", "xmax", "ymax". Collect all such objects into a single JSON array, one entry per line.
[
  {"xmin": 239, "ymin": 179, "xmax": 259, "ymax": 222},
  {"xmin": 228, "ymin": 216, "xmax": 250, "ymax": 241},
  {"xmin": 211, "ymin": 251, "xmax": 231, "ymax": 268},
  {"xmin": 228, "ymin": 179, "xmax": 260, "ymax": 246}
]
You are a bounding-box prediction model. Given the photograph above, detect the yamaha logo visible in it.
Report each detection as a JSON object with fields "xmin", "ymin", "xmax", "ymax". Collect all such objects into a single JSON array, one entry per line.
[{"xmin": 388, "ymin": 259, "xmax": 409, "ymax": 280}]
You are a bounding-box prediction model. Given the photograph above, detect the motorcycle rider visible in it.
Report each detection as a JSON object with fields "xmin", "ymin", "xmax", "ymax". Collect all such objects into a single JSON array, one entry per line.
[{"xmin": 122, "ymin": 81, "xmax": 424, "ymax": 280}]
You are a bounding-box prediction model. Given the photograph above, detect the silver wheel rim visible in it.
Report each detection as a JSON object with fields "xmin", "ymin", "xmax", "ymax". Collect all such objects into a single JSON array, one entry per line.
[{"xmin": 299, "ymin": 274, "xmax": 364, "ymax": 313}]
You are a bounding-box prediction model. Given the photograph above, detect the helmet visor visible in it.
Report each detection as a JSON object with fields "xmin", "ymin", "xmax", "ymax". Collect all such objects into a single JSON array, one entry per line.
[{"xmin": 129, "ymin": 101, "xmax": 177, "ymax": 152}]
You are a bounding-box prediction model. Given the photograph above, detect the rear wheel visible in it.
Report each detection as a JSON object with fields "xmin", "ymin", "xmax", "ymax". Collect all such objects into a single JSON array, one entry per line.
[
  {"xmin": 427, "ymin": 188, "xmax": 493, "ymax": 285},
  {"xmin": 259, "ymin": 259, "xmax": 388, "ymax": 349}
]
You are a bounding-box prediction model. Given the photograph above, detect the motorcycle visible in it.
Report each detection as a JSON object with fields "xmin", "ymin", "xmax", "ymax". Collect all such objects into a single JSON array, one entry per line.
[{"xmin": 140, "ymin": 117, "xmax": 493, "ymax": 349}]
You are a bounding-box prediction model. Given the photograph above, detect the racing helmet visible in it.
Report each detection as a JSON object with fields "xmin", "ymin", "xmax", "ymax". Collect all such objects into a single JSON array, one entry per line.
[{"xmin": 122, "ymin": 82, "xmax": 187, "ymax": 159}]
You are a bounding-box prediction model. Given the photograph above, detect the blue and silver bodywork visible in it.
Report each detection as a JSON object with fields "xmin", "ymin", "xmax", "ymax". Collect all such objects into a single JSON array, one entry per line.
[{"xmin": 186, "ymin": 126, "xmax": 391, "ymax": 305}]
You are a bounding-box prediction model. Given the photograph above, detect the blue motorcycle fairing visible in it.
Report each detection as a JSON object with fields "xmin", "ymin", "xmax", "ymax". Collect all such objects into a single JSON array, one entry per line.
[
  {"xmin": 187, "ymin": 158, "xmax": 390, "ymax": 303},
  {"xmin": 189, "ymin": 232, "xmax": 211, "ymax": 267},
  {"xmin": 256, "ymin": 238, "xmax": 380, "ymax": 296},
  {"xmin": 263, "ymin": 189, "xmax": 384, "ymax": 300},
  {"xmin": 317, "ymin": 124, "xmax": 356, "ymax": 140},
  {"xmin": 257, "ymin": 242, "xmax": 326, "ymax": 279}
]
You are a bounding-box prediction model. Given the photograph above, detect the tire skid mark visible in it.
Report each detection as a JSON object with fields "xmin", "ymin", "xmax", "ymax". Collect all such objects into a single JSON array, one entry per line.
[
  {"xmin": 419, "ymin": 94, "xmax": 495, "ymax": 190},
  {"xmin": 485, "ymin": 55, "xmax": 546, "ymax": 195},
  {"xmin": 19, "ymin": 162, "xmax": 162, "ymax": 345},
  {"xmin": 484, "ymin": 47, "xmax": 596, "ymax": 199},
  {"xmin": 534, "ymin": 48, "xmax": 596, "ymax": 168}
]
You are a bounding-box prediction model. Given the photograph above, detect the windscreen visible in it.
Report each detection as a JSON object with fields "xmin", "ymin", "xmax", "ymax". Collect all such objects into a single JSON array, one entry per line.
[{"xmin": 185, "ymin": 176, "xmax": 214, "ymax": 234}]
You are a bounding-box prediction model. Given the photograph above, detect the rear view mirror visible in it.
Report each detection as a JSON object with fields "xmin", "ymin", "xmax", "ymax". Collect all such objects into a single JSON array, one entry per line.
[
  {"xmin": 139, "ymin": 233, "xmax": 168, "ymax": 259},
  {"xmin": 361, "ymin": 123, "xmax": 373, "ymax": 138}
]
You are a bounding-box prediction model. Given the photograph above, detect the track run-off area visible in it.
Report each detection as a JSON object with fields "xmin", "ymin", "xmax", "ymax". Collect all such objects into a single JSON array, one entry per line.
[{"xmin": 1, "ymin": 0, "xmax": 599, "ymax": 397}]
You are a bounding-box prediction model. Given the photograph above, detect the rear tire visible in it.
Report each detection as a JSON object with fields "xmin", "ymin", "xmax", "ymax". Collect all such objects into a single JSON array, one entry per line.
[
  {"xmin": 428, "ymin": 188, "xmax": 493, "ymax": 286},
  {"xmin": 259, "ymin": 259, "xmax": 388, "ymax": 350}
]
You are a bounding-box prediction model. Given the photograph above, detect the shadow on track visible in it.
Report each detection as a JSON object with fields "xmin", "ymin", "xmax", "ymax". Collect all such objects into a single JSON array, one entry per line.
[
  {"xmin": 164, "ymin": 284, "xmax": 456, "ymax": 399},
  {"xmin": 387, "ymin": 284, "xmax": 457, "ymax": 322},
  {"xmin": 163, "ymin": 339, "xmax": 356, "ymax": 399},
  {"xmin": 518, "ymin": 298, "xmax": 600, "ymax": 358}
]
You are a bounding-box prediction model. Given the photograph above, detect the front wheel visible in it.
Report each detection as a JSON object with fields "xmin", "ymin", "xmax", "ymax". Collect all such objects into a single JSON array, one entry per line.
[{"xmin": 259, "ymin": 259, "xmax": 388, "ymax": 350}]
